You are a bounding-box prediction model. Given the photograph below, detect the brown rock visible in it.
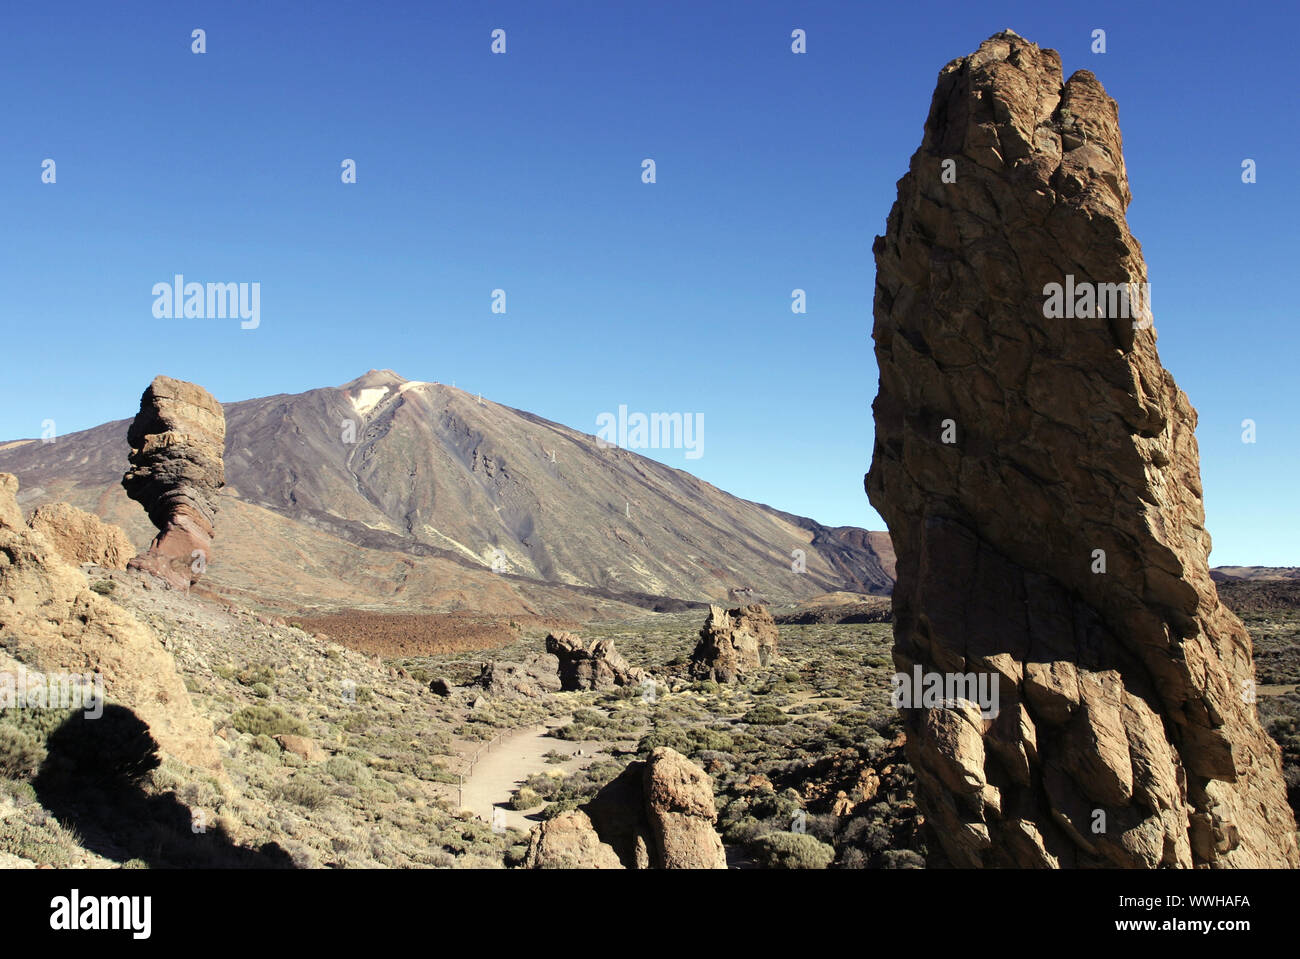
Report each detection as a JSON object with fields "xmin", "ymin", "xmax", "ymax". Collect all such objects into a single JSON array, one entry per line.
[
  {"xmin": 644, "ymin": 747, "xmax": 728, "ymax": 869},
  {"xmin": 545, "ymin": 631, "xmax": 645, "ymax": 691},
  {"xmin": 474, "ymin": 654, "xmax": 561, "ymax": 699},
  {"xmin": 866, "ymin": 31, "xmax": 1298, "ymax": 868},
  {"xmin": 689, "ymin": 605, "xmax": 779, "ymax": 682},
  {"xmin": 523, "ymin": 810, "xmax": 623, "ymax": 869},
  {"xmin": 0, "ymin": 473, "xmax": 22, "ymax": 529},
  {"xmin": 0, "ymin": 473, "xmax": 223, "ymax": 777},
  {"xmin": 121, "ymin": 376, "xmax": 226, "ymax": 591},
  {"xmin": 583, "ymin": 747, "xmax": 726, "ymax": 869},
  {"xmin": 27, "ymin": 502, "xmax": 134, "ymax": 569},
  {"xmin": 274, "ymin": 734, "xmax": 327, "ymax": 763}
]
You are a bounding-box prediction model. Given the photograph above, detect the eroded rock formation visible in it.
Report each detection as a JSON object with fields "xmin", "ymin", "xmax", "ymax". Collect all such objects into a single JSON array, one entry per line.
[
  {"xmin": 121, "ymin": 376, "xmax": 226, "ymax": 591},
  {"xmin": 523, "ymin": 810, "xmax": 624, "ymax": 869},
  {"xmin": 473, "ymin": 653, "xmax": 561, "ymax": 699},
  {"xmin": 27, "ymin": 502, "xmax": 134, "ymax": 570},
  {"xmin": 866, "ymin": 31, "xmax": 1297, "ymax": 867},
  {"xmin": 689, "ymin": 605, "xmax": 779, "ymax": 683},
  {"xmin": 546, "ymin": 631, "xmax": 645, "ymax": 691},
  {"xmin": 581, "ymin": 747, "xmax": 727, "ymax": 868},
  {"xmin": 0, "ymin": 473, "xmax": 223, "ymax": 776}
]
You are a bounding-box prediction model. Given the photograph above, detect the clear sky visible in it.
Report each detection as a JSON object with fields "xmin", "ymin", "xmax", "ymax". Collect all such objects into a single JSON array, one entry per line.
[{"xmin": 2, "ymin": 1, "xmax": 1296, "ymax": 565}]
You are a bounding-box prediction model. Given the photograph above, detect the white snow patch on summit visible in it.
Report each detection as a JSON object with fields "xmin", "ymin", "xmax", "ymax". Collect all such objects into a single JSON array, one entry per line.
[{"xmin": 350, "ymin": 387, "xmax": 390, "ymax": 416}]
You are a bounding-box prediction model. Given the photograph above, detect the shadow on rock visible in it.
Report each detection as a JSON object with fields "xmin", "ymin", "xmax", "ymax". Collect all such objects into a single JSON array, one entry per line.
[{"xmin": 33, "ymin": 705, "xmax": 293, "ymax": 868}]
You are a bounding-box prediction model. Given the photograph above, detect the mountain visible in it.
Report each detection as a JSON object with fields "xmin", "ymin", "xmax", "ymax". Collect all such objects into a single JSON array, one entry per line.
[{"xmin": 0, "ymin": 370, "xmax": 894, "ymax": 615}]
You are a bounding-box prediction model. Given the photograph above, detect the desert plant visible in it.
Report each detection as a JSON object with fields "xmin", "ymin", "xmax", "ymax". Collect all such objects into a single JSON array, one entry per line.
[
  {"xmin": 231, "ymin": 704, "xmax": 309, "ymax": 737},
  {"xmin": 509, "ymin": 786, "xmax": 541, "ymax": 810},
  {"xmin": 749, "ymin": 831, "xmax": 835, "ymax": 869}
]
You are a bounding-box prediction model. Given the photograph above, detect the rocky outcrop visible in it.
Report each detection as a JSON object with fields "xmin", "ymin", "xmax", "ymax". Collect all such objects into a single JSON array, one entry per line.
[
  {"xmin": 522, "ymin": 810, "xmax": 623, "ymax": 869},
  {"xmin": 26, "ymin": 502, "xmax": 134, "ymax": 570},
  {"xmin": 866, "ymin": 31, "xmax": 1298, "ymax": 867},
  {"xmin": 689, "ymin": 605, "xmax": 779, "ymax": 682},
  {"xmin": 473, "ymin": 654, "xmax": 561, "ymax": 699},
  {"xmin": 0, "ymin": 473, "xmax": 223, "ymax": 776},
  {"xmin": 582, "ymin": 747, "xmax": 726, "ymax": 868},
  {"xmin": 121, "ymin": 376, "xmax": 226, "ymax": 591},
  {"xmin": 545, "ymin": 631, "xmax": 645, "ymax": 691}
]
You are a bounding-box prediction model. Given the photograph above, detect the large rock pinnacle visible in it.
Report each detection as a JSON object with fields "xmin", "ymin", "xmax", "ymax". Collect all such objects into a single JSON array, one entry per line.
[
  {"xmin": 866, "ymin": 32, "xmax": 1297, "ymax": 867},
  {"xmin": 122, "ymin": 376, "xmax": 226, "ymax": 591}
]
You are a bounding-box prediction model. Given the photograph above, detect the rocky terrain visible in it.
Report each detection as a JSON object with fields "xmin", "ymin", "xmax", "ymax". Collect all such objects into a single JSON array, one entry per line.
[
  {"xmin": 3, "ymin": 31, "xmax": 1297, "ymax": 875},
  {"xmin": 866, "ymin": 31, "xmax": 1297, "ymax": 867}
]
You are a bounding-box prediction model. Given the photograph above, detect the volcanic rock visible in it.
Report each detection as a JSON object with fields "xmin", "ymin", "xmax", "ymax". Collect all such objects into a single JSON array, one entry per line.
[
  {"xmin": 473, "ymin": 654, "xmax": 561, "ymax": 699},
  {"xmin": 866, "ymin": 31, "xmax": 1298, "ymax": 867},
  {"xmin": 27, "ymin": 502, "xmax": 134, "ymax": 570},
  {"xmin": 121, "ymin": 376, "xmax": 226, "ymax": 591},
  {"xmin": 0, "ymin": 472, "xmax": 223, "ymax": 776},
  {"xmin": 522, "ymin": 810, "xmax": 623, "ymax": 869},
  {"xmin": 545, "ymin": 631, "xmax": 645, "ymax": 691},
  {"xmin": 689, "ymin": 605, "xmax": 779, "ymax": 682},
  {"xmin": 582, "ymin": 747, "xmax": 726, "ymax": 869}
]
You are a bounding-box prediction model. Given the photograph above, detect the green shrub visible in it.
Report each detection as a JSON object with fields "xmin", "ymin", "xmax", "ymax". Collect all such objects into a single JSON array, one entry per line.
[
  {"xmin": 273, "ymin": 779, "xmax": 331, "ymax": 810},
  {"xmin": 251, "ymin": 682, "xmax": 273, "ymax": 699},
  {"xmin": 235, "ymin": 664, "xmax": 276, "ymax": 687},
  {"xmin": 231, "ymin": 704, "xmax": 309, "ymax": 737},
  {"xmin": 0, "ymin": 725, "xmax": 44, "ymax": 780},
  {"xmin": 749, "ymin": 831, "xmax": 835, "ymax": 869},
  {"xmin": 509, "ymin": 786, "xmax": 541, "ymax": 810},
  {"xmin": 90, "ymin": 580, "xmax": 115, "ymax": 596},
  {"xmin": 880, "ymin": 849, "xmax": 925, "ymax": 869},
  {"xmin": 741, "ymin": 704, "xmax": 789, "ymax": 726},
  {"xmin": 325, "ymin": 756, "xmax": 370, "ymax": 784}
]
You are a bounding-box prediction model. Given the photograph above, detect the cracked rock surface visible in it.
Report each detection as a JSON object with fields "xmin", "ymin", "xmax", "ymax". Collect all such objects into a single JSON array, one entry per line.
[{"xmin": 866, "ymin": 31, "xmax": 1297, "ymax": 867}]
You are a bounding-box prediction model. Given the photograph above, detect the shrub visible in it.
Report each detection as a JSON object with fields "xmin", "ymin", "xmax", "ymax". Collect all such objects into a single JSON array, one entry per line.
[
  {"xmin": 273, "ymin": 779, "xmax": 331, "ymax": 810},
  {"xmin": 880, "ymin": 849, "xmax": 925, "ymax": 869},
  {"xmin": 741, "ymin": 704, "xmax": 789, "ymax": 726},
  {"xmin": 636, "ymin": 725, "xmax": 691, "ymax": 755},
  {"xmin": 231, "ymin": 704, "xmax": 309, "ymax": 737},
  {"xmin": 749, "ymin": 831, "xmax": 835, "ymax": 869},
  {"xmin": 236, "ymin": 664, "xmax": 276, "ymax": 687},
  {"xmin": 251, "ymin": 682, "xmax": 273, "ymax": 699},
  {"xmin": 90, "ymin": 580, "xmax": 115, "ymax": 596},
  {"xmin": 0, "ymin": 726, "xmax": 44, "ymax": 780},
  {"xmin": 509, "ymin": 786, "xmax": 541, "ymax": 810}
]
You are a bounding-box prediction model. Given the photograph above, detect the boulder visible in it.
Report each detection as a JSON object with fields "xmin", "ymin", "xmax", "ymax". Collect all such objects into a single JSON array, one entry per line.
[
  {"xmin": 866, "ymin": 31, "xmax": 1298, "ymax": 867},
  {"xmin": 689, "ymin": 605, "xmax": 779, "ymax": 682},
  {"xmin": 27, "ymin": 502, "xmax": 134, "ymax": 570},
  {"xmin": 522, "ymin": 810, "xmax": 623, "ymax": 869},
  {"xmin": 473, "ymin": 654, "xmax": 561, "ymax": 699},
  {"xmin": 428, "ymin": 677, "xmax": 453, "ymax": 697},
  {"xmin": 545, "ymin": 631, "xmax": 644, "ymax": 691},
  {"xmin": 121, "ymin": 376, "xmax": 226, "ymax": 591},
  {"xmin": 583, "ymin": 747, "xmax": 726, "ymax": 869},
  {"xmin": 274, "ymin": 734, "xmax": 327, "ymax": 763},
  {"xmin": 0, "ymin": 473, "xmax": 223, "ymax": 777}
]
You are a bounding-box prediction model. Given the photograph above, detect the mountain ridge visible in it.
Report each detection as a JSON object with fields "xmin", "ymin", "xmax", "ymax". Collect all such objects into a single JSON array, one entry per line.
[{"xmin": 0, "ymin": 370, "xmax": 895, "ymax": 614}]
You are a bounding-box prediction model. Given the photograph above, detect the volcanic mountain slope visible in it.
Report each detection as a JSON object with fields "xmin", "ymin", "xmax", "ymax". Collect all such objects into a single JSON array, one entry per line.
[{"xmin": 0, "ymin": 370, "xmax": 893, "ymax": 611}]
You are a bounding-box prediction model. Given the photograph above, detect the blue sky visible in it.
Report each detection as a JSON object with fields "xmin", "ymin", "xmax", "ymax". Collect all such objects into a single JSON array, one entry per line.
[{"xmin": 2, "ymin": 1, "xmax": 1296, "ymax": 565}]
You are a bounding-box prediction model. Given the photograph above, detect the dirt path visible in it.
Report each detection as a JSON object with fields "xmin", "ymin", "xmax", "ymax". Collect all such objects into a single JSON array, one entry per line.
[{"xmin": 458, "ymin": 718, "xmax": 605, "ymax": 832}]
